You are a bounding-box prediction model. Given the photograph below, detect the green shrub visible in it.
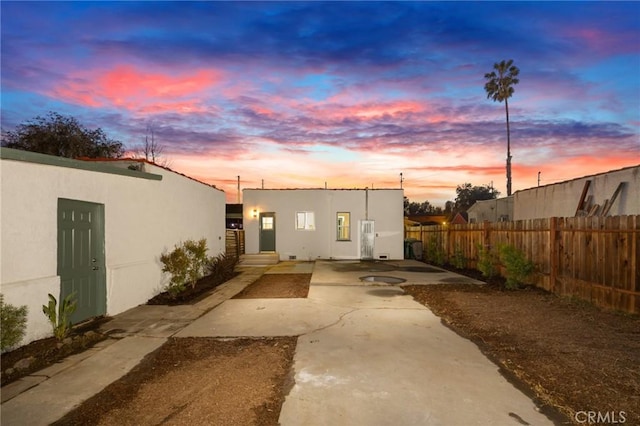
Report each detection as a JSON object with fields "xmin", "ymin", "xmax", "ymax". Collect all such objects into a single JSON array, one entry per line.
[
  {"xmin": 1, "ymin": 294, "xmax": 28, "ymax": 351},
  {"xmin": 425, "ymin": 236, "xmax": 445, "ymax": 266},
  {"xmin": 183, "ymin": 239, "xmax": 209, "ymax": 287},
  {"xmin": 476, "ymin": 243, "xmax": 499, "ymax": 279},
  {"xmin": 42, "ymin": 292, "xmax": 77, "ymax": 340},
  {"xmin": 499, "ymin": 244, "xmax": 535, "ymax": 290},
  {"xmin": 160, "ymin": 238, "xmax": 209, "ymax": 297},
  {"xmin": 452, "ymin": 244, "xmax": 467, "ymax": 269}
]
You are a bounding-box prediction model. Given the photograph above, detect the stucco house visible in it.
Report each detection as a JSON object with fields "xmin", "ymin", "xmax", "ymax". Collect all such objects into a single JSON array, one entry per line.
[
  {"xmin": 1, "ymin": 148, "xmax": 226, "ymax": 347},
  {"xmin": 243, "ymin": 188, "xmax": 404, "ymax": 261}
]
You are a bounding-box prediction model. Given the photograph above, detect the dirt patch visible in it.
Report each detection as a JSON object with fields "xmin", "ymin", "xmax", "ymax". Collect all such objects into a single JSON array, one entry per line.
[
  {"xmin": 147, "ymin": 272, "xmax": 239, "ymax": 305},
  {"xmin": 1, "ymin": 318, "xmax": 110, "ymax": 386},
  {"xmin": 53, "ymin": 337, "xmax": 297, "ymax": 426},
  {"xmin": 403, "ymin": 284, "xmax": 640, "ymax": 425},
  {"xmin": 233, "ymin": 274, "xmax": 310, "ymax": 299}
]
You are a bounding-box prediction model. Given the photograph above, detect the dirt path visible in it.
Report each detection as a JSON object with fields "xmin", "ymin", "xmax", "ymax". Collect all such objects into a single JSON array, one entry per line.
[{"xmin": 53, "ymin": 337, "xmax": 296, "ymax": 426}]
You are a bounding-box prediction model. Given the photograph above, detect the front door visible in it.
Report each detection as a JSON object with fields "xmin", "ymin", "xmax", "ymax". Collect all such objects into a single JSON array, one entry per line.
[
  {"xmin": 259, "ymin": 212, "xmax": 276, "ymax": 252},
  {"xmin": 57, "ymin": 198, "xmax": 106, "ymax": 324}
]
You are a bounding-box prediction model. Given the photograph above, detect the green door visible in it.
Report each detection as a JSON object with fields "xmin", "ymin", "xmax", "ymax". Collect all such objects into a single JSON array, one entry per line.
[
  {"xmin": 259, "ymin": 212, "xmax": 276, "ymax": 252},
  {"xmin": 58, "ymin": 198, "xmax": 106, "ymax": 324}
]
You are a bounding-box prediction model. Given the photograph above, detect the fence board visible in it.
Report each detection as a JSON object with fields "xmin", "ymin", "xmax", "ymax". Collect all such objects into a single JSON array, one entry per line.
[
  {"xmin": 225, "ymin": 229, "xmax": 245, "ymax": 258},
  {"xmin": 406, "ymin": 215, "xmax": 639, "ymax": 314}
]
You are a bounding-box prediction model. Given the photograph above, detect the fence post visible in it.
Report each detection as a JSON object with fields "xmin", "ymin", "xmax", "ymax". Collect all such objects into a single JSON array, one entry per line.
[
  {"xmin": 483, "ymin": 220, "xmax": 491, "ymax": 249},
  {"xmin": 549, "ymin": 217, "xmax": 558, "ymax": 292},
  {"xmin": 445, "ymin": 224, "xmax": 451, "ymax": 263}
]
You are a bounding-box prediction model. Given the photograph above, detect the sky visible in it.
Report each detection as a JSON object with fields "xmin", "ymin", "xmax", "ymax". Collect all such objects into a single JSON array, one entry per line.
[{"xmin": 1, "ymin": 1, "xmax": 639, "ymax": 206}]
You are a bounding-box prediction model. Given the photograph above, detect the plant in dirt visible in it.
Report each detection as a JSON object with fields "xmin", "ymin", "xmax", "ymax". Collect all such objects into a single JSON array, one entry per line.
[
  {"xmin": 42, "ymin": 292, "xmax": 77, "ymax": 340},
  {"xmin": 499, "ymin": 244, "xmax": 534, "ymax": 290},
  {"xmin": 452, "ymin": 245, "xmax": 467, "ymax": 269},
  {"xmin": 426, "ymin": 236, "xmax": 445, "ymax": 266},
  {"xmin": 207, "ymin": 253, "xmax": 238, "ymax": 281},
  {"xmin": 1, "ymin": 294, "xmax": 28, "ymax": 351},
  {"xmin": 183, "ymin": 239, "xmax": 209, "ymax": 286},
  {"xmin": 476, "ymin": 243, "xmax": 499, "ymax": 279},
  {"xmin": 160, "ymin": 238, "xmax": 209, "ymax": 297}
]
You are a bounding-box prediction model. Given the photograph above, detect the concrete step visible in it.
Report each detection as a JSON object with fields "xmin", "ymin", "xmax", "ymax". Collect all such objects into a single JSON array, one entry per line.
[{"xmin": 240, "ymin": 253, "xmax": 279, "ymax": 266}]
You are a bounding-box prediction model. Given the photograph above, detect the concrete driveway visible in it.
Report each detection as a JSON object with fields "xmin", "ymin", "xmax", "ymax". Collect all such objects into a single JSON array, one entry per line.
[{"xmin": 178, "ymin": 260, "xmax": 554, "ymax": 426}]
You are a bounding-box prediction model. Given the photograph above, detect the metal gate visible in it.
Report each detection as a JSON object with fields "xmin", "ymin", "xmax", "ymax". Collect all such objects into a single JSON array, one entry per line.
[{"xmin": 360, "ymin": 220, "xmax": 375, "ymax": 259}]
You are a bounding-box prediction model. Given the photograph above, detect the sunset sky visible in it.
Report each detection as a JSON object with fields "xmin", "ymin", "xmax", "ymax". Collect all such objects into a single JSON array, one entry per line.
[{"xmin": 1, "ymin": 1, "xmax": 639, "ymax": 206}]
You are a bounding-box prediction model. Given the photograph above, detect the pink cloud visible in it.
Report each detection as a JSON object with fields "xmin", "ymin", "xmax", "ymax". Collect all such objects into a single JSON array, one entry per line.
[{"xmin": 49, "ymin": 65, "xmax": 223, "ymax": 113}]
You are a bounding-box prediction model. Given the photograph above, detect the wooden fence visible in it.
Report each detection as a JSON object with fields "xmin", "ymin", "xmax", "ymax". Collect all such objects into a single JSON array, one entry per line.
[
  {"xmin": 225, "ymin": 229, "xmax": 245, "ymax": 258},
  {"xmin": 405, "ymin": 215, "xmax": 639, "ymax": 314}
]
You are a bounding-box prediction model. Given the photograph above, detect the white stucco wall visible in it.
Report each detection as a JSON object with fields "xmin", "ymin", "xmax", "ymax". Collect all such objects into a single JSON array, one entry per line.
[
  {"xmin": 0, "ymin": 151, "xmax": 225, "ymax": 347},
  {"xmin": 243, "ymin": 189, "xmax": 404, "ymax": 260},
  {"xmin": 513, "ymin": 166, "xmax": 639, "ymax": 220}
]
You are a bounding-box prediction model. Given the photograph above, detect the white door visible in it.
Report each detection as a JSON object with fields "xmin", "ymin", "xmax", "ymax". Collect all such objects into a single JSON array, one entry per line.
[{"xmin": 360, "ymin": 220, "xmax": 375, "ymax": 259}]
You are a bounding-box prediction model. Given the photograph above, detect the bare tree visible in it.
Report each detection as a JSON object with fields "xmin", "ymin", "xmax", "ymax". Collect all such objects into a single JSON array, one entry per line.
[{"xmin": 138, "ymin": 124, "xmax": 170, "ymax": 167}]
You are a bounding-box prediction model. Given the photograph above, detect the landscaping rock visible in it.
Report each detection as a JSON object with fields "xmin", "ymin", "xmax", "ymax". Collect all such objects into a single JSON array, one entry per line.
[{"xmin": 13, "ymin": 356, "xmax": 35, "ymax": 371}]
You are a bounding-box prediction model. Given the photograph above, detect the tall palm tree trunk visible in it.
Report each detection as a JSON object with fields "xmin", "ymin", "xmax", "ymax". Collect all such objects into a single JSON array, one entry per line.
[{"xmin": 505, "ymin": 98, "xmax": 512, "ymax": 196}]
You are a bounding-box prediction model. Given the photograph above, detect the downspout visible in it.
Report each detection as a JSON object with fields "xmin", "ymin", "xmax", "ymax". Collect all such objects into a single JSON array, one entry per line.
[{"xmin": 365, "ymin": 187, "xmax": 369, "ymax": 220}]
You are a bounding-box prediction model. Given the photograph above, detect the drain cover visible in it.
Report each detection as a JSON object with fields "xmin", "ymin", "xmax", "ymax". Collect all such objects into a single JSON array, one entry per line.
[{"xmin": 359, "ymin": 275, "xmax": 406, "ymax": 284}]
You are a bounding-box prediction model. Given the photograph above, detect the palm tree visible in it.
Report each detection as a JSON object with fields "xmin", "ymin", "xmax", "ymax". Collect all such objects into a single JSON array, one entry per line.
[{"xmin": 484, "ymin": 59, "xmax": 520, "ymax": 196}]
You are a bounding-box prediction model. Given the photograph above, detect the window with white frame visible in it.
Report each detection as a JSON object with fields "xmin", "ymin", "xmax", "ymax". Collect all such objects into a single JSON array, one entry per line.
[
  {"xmin": 295, "ymin": 211, "xmax": 315, "ymax": 230},
  {"xmin": 337, "ymin": 212, "xmax": 350, "ymax": 240}
]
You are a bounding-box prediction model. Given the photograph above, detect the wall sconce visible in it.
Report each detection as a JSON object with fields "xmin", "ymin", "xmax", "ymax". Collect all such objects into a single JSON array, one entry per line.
[{"xmin": 252, "ymin": 209, "xmax": 258, "ymax": 218}]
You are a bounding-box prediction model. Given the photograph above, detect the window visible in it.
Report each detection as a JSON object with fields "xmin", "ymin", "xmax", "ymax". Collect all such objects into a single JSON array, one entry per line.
[
  {"xmin": 295, "ymin": 211, "xmax": 315, "ymax": 230},
  {"xmin": 261, "ymin": 216, "xmax": 274, "ymax": 230},
  {"xmin": 337, "ymin": 212, "xmax": 350, "ymax": 240}
]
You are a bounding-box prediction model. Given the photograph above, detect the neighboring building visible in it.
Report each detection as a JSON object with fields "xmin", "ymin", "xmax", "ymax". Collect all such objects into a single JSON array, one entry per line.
[
  {"xmin": 467, "ymin": 197, "xmax": 514, "ymax": 223},
  {"xmin": 1, "ymin": 148, "xmax": 226, "ymax": 346},
  {"xmin": 513, "ymin": 165, "xmax": 639, "ymax": 220},
  {"xmin": 405, "ymin": 215, "xmax": 448, "ymax": 226},
  {"xmin": 450, "ymin": 211, "xmax": 469, "ymax": 225},
  {"xmin": 243, "ymin": 188, "xmax": 404, "ymax": 261}
]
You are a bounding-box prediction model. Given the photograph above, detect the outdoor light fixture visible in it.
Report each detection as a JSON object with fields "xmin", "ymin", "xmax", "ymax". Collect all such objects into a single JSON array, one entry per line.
[{"xmin": 252, "ymin": 209, "xmax": 258, "ymax": 218}]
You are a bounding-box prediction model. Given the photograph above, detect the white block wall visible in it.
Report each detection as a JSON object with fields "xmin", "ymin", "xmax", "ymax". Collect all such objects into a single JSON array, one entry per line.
[{"xmin": 513, "ymin": 166, "xmax": 639, "ymax": 220}]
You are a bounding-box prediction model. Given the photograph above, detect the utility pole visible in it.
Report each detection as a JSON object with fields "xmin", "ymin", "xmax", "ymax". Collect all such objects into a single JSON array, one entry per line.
[
  {"xmin": 400, "ymin": 172, "xmax": 404, "ymax": 189},
  {"xmin": 538, "ymin": 171, "xmax": 541, "ymax": 187},
  {"xmin": 237, "ymin": 176, "xmax": 240, "ymax": 204}
]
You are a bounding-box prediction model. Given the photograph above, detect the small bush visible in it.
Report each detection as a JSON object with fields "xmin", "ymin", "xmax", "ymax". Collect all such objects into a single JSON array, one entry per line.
[
  {"xmin": 476, "ymin": 243, "xmax": 499, "ymax": 279},
  {"xmin": 452, "ymin": 244, "xmax": 467, "ymax": 269},
  {"xmin": 425, "ymin": 236, "xmax": 445, "ymax": 266},
  {"xmin": 183, "ymin": 239, "xmax": 209, "ymax": 287},
  {"xmin": 1, "ymin": 294, "xmax": 28, "ymax": 351},
  {"xmin": 499, "ymin": 244, "xmax": 535, "ymax": 290},
  {"xmin": 160, "ymin": 238, "xmax": 209, "ymax": 297},
  {"xmin": 207, "ymin": 252, "xmax": 239, "ymax": 281},
  {"xmin": 42, "ymin": 292, "xmax": 77, "ymax": 341}
]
